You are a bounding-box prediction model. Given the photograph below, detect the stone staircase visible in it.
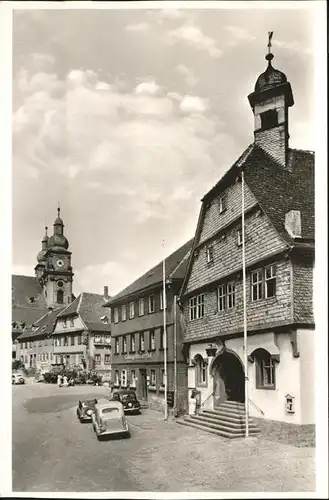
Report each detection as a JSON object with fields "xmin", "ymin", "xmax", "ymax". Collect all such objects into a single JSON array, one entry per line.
[{"xmin": 177, "ymin": 400, "xmax": 261, "ymax": 439}]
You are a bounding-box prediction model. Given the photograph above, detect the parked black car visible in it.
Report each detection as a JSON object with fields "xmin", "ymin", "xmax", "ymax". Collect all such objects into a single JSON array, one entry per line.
[
  {"xmin": 111, "ymin": 389, "xmax": 141, "ymax": 415},
  {"xmin": 76, "ymin": 399, "xmax": 98, "ymax": 422}
]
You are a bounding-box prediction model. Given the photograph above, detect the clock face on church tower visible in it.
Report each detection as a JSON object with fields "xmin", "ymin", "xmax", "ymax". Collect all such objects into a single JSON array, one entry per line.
[{"xmin": 56, "ymin": 259, "xmax": 65, "ymax": 269}]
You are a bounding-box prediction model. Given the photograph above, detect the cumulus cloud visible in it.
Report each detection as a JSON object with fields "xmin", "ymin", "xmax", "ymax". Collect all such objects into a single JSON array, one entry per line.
[
  {"xmin": 180, "ymin": 95, "xmax": 209, "ymax": 114},
  {"xmin": 134, "ymin": 80, "xmax": 161, "ymax": 95},
  {"xmin": 176, "ymin": 64, "xmax": 199, "ymax": 87},
  {"xmin": 75, "ymin": 261, "xmax": 135, "ymax": 296},
  {"xmin": 168, "ymin": 22, "xmax": 222, "ymax": 58},
  {"xmin": 225, "ymin": 26, "xmax": 256, "ymax": 47}
]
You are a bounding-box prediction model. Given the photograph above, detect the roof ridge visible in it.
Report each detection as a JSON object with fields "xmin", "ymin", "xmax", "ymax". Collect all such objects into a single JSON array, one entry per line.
[
  {"xmin": 77, "ymin": 292, "xmax": 84, "ymax": 314},
  {"xmin": 169, "ymin": 247, "xmax": 193, "ymax": 279}
]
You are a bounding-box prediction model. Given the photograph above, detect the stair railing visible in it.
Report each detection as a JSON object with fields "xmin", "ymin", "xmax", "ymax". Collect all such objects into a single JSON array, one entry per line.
[
  {"xmin": 200, "ymin": 391, "xmax": 214, "ymax": 407},
  {"xmin": 248, "ymin": 398, "xmax": 265, "ymax": 416}
]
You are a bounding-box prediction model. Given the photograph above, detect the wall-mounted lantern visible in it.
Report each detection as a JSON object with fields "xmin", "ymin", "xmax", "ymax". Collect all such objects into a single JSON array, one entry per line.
[{"xmin": 285, "ymin": 394, "xmax": 295, "ymax": 414}]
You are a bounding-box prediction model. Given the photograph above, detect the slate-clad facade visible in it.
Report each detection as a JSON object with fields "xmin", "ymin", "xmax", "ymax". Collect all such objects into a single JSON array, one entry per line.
[
  {"xmin": 180, "ymin": 50, "xmax": 315, "ymax": 425},
  {"xmin": 104, "ymin": 240, "xmax": 193, "ymax": 414}
]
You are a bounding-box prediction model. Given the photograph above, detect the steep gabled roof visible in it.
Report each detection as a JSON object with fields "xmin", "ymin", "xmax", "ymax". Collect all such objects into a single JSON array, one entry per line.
[
  {"xmin": 58, "ymin": 292, "xmax": 110, "ymax": 332},
  {"xmin": 105, "ymin": 239, "xmax": 194, "ymax": 305},
  {"xmin": 12, "ymin": 275, "xmax": 49, "ymax": 326},
  {"xmin": 17, "ymin": 307, "xmax": 65, "ymax": 340},
  {"xmin": 180, "ymin": 144, "xmax": 315, "ymax": 295}
]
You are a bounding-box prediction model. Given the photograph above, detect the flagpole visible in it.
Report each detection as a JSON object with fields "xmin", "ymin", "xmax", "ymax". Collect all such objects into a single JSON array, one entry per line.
[
  {"xmin": 162, "ymin": 240, "xmax": 168, "ymax": 421},
  {"xmin": 241, "ymin": 170, "xmax": 249, "ymax": 438}
]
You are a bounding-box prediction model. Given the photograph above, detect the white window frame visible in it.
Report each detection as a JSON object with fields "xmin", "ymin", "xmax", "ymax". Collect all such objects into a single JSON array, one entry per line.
[
  {"xmin": 189, "ymin": 294, "xmax": 205, "ymax": 321},
  {"xmin": 121, "ymin": 369, "xmax": 127, "ymax": 387},
  {"xmin": 251, "ymin": 269, "xmax": 263, "ymax": 301},
  {"xmin": 218, "ymin": 285, "xmax": 226, "ymax": 311},
  {"xmin": 148, "ymin": 295, "xmax": 155, "ymax": 314},
  {"xmin": 206, "ymin": 245, "xmax": 214, "ymax": 263},
  {"xmin": 150, "ymin": 330, "xmax": 156, "ymax": 350},
  {"xmin": 94, "ymin": 354, "xmax": 101, "ymax": 365},
  {"xmin": 105, "ymin": 335, "xmax": 111, "ymax": 345},
  {"xmin": 121, "ymin": 305, "xmax": 126, "ymax": 321},
  {"xmin": 131, "ymin": 334, "xmax": 136, "ymax": 352},
  {"xmin": 113, "ymin": 308, "xmax": 119, "ymax": 324},
  {"xmin": 226, "ymin": 282, "xmax": 235, "ymax": 309},
  {"xmin": 123, "ymin": 336, "xmax": 127, "ymax": 353},
  {"xmin": 196, "ymin": 356, "xmax": 207, "ymax": 386},
  {"xmin": 265, "ymin": 264, "xmax": 277, "ymax": 298},
  {"xmin": 150, "ymin": 369, "xmax": 156, "ymax": 386},
  {"xmin": 138, "ymin": 298, "xmax": 144, "ymax": 316},
  {"xmin": 129, "ymin": 302, "xmax": 135, "ymax": 319},
  {"xmin": 104, "ymin": 354, "xmax": 111, "ymax": 364},
  {"xmin": 237, "ymin": 229, "xmax": 243, "ymax": 246},
  {"xmin": 140, "ymin": 333, "xmax": 145, "ymax": 351},
  {"xmin": 114, "ymin": 370, "xmax": 120, "ymax": 386},
  {"xmin": 219, "ymin": 194, "xmax": 227, "ymax": 214},
  {"xmin": 114, "ymin": 338, "xmax": 120, "ymax": 354},
  {"xmin": 130, "ymin": 370, "xmax": 136, "ymax": 387}
]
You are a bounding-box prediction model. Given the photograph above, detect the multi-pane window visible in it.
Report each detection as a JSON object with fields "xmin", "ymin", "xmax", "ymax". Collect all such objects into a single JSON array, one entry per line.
[
  {"xmin": 114, "ymin": 338, "xmax": 120, "ymax": 354},
  {"xmin": 70, "ymin": 336, "xmax": 75, "ymax": 346},
  {"xmin": 148, "ymin": 295, "xmax": 155, "ymax": 313},
  {"xmin": 150, "ymin": 370, "xmax": 156, "ymax": 386},
  {"xmin": 123, "ymin": 336, "xmax": 127, "ymax": 353},
  {"xmin": 129, "ymin": 302, "xmax": 135, "ymax": 319},
  {"xmin": 77, "ymin": 335, "xmax": 82, "ymax": 345},
  {"xmin": 255, "ymin": 349, "xmax": 276, "ymax": 389},
  {"xmin": 227, "ymin": 282, "xmax": 235, "ymax": 309},
  {"xmin": 94, "ymin": 334, "xmax": 101, "ymax": 344},
  {"xmin": 130, "ymin": 370, "xmax": 136, "ymax": 387},
  {"xmin": 237, "ymin": 229, "xmax": 243, "ymax": 246},
  {"xmin": 113, "ymin": 308, "xmax": 119, "ymax": 324},
  {"xmin": 104, "ymin": 354, "xmax": 111, "ymax": 364},
  {"xmin": 105, "ymin": 335, "xmax": 111, "ymax": 345},
  {"xmin": 218, "ymin": 194, "xmax": 227, "ymax": 213},
  {"xmin": 121, "ymin": 370, "xmax": 127, "ymax": 387},
  {"xmin": 131, "ymin": 334, "xmax": 136, "ymax": 352},
  {"xmin": 251, "ymin": 269, "xmax": 263, "ymax": 301},
  {"xmin": 63, "ymin": 319, "xmax": 67, "ymax": 328},
  {"xmin": 218, "ymin": 285, "xmax": 226, "ymax": 311},
  {"xmin": 265, "ymin": 265, "xmax": 277, "ymax": 298},
  {"xmin": 140, "ymin": 333, "xmax": 145, "ymax": 351},
  {"xmin": 189, "ymin": 294, "xmax": 205, "ymax": 320},
  {"xmin": 121, "ymin": 305, "xmax": 126, "ymax": 321},
  {"xmin": 138, "ymin": 298, "xmax": 144, "ymax": 316},
  {"xmin": 195, "ymin": 355, "xmax": 207, "ymax": 386},
  {"xmin": 64, "ymin": 336, "xmax": 68, "ymax": 346},
  {"xmin": 150, "ymin": 330, "xmax": 156, "ymax": 350},
  {"xmin": 94, "ymin": 354, "xmax": 101, "ymax": 365},
  {"xmin": 206, "ymin": 245, "xmax": 214, "ymax": 263},
  {"xmin": 70, "ymin": 318, "xmax": 74, "ymax": 327},
  {"xmin": 114, "ymin": 370, "xmax": 120, "ymax": 386}
]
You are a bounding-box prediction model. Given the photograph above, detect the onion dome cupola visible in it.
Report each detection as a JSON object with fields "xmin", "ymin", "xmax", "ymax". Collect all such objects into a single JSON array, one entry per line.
[
  {"xmin": 247, "ymin": 32, "xmax": 294, "ymax": 168},
  {"xmin": 48, "ymin": 206, "xmax": 69, "ymax": 250},
  {"xmin": 36, "ymin": 226, "xmax": 49, "ymax": 263}
]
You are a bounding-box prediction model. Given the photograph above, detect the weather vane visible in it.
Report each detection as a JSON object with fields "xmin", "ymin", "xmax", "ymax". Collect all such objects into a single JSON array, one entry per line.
[{"xmin": 267, "ymin": 31, "xmax": 274, "ymax": 54}]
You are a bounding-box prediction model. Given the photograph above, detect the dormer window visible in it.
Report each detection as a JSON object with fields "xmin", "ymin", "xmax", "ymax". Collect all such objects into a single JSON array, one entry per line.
[
  {"xmin": 206, "ymin": 245, "xmax": 214, "ymax": 264},
  {"xmin": 260, "ymin": 109, "xmax": 278, "ymax": 130},
  {"xmin": 218, "ymin": 194, "xmax": 227, "ymax": 214}
]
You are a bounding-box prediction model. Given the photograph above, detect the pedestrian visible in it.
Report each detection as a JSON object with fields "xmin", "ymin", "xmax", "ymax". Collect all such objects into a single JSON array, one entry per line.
[
  {"xmin": 57, "ymin": 374, "xmax": 62, "ymax": 387},
  {"xmin": 62, "ymin": 375, "xmax": 68, "ymax": 387},
  {"xmin": 188, "ymin": 390, "xmax": 197, "ymax": 415}
]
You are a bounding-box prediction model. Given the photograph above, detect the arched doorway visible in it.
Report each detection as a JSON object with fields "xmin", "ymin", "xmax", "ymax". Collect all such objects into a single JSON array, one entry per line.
[{"xmin": 211, "ymin": 350, "xmax": 245, "ymax": 409}]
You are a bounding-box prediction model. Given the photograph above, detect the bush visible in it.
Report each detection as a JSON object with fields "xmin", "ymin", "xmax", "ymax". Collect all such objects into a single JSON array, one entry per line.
[{"xmin": 12, "ymin": 360, "xmax": 27, "ymax": 374}]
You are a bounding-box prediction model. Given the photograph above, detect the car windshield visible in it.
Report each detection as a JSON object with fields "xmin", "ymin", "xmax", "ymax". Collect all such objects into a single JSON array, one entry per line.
[
  {"xmin": 120, "ymin": 393, "xmax": 137, "ymax": 401},
  {"xmin": 82, "ymin": 400, "xmax": 95, "ymax": 407}
]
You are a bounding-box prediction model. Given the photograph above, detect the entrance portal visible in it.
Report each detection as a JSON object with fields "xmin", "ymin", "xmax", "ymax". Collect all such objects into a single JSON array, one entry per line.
[
  {"xmin": 212, "ymin": 350, "xmax": 245, "ymax": 409},
  {"xmin": 139, "ymin": 369, "xmax": 148, "ymax": 401}
]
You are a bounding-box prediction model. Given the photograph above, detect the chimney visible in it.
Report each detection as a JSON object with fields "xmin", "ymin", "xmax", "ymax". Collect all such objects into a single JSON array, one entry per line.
[
  {"xmin": 285, "ymin": 210, "xmax": 301, "ymax": 239},
  {"xmin": 104, "ymin": 286, "xmax": 109, "ymax": 301}
]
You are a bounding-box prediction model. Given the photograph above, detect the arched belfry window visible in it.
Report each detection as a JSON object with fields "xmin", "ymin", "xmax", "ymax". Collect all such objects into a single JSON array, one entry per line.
[
  {"xmin": 194, "ymin": 354, "xmax": 207, "ymax": 387},
  {"xmin": 253, "ymin": 348, "xmax": 276, "ymax": 389},
  {"xmin": 57, "ymin": 289, "xmax": 64, "ymax": 304}
]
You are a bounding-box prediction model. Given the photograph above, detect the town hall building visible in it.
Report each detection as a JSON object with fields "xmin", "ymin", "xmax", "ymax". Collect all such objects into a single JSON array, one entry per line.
[{"xmin": 178, "ymin": 45, "xmax": 315, "ymax": 435}]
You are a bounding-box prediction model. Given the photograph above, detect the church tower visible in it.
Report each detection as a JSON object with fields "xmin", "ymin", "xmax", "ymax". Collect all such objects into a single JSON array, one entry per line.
[
  {"xmin": 35, "ymin": 207, "xmax": 74, "ymax": 308},
  {"xmin": 248, "ymin": 32, "xmax": 294, "ymax": 168}
]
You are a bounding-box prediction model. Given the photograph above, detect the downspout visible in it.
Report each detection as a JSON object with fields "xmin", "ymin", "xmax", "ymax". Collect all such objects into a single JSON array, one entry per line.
[{"xmin": 173, "ymin": 294, "xmax": 178, "ymax": 417}]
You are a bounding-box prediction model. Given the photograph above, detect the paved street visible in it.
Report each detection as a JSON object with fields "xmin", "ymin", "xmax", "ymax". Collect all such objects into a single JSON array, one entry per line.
[{"xmin": 13, "ymin": 383, "xmax": 315, "ymax": 493}]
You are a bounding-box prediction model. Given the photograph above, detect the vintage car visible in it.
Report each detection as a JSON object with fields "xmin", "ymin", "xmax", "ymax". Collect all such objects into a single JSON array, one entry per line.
[
  {"xmin": 111, "ymin": 389, "xmax": 141, "ymax": 415},
  {"xmin": 76, "ymin": 399, "xmax": 98, "ymax": 422},
  {"xmin": 91, "ymin": 400, "xmax": 130, "ymax": 440},
  {"xmin": 12, "ymin": 373, "xmax": 25, "ymax": 385}
]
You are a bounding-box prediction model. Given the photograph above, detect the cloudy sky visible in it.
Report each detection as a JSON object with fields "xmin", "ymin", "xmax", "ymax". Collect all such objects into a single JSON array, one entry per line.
[{"xmin": 12, "ymin": 4, "xmax": 316, "ymax": 297}]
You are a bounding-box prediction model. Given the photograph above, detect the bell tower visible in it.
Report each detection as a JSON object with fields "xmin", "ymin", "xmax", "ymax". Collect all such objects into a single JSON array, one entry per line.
[
  {"xmin": 248, "ymin": 32, "xmax": 294, "ymax": 168},
  {"xmin": 35, "ymin": 206, "xmax": 74, "ymax": 308}
]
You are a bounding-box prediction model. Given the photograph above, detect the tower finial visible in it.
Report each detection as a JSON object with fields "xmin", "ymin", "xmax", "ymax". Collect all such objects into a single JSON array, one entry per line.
[
  {"xmin": 265, "ymin": 31, "xmax": 274, "ymax": 64},
  {"xmin": 57, "ymin": 202, "xmax": 60, "ymax": 219},
  {"xmin": 45, "ymin": 225, "xmax": 48, "ymax": 237}
]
